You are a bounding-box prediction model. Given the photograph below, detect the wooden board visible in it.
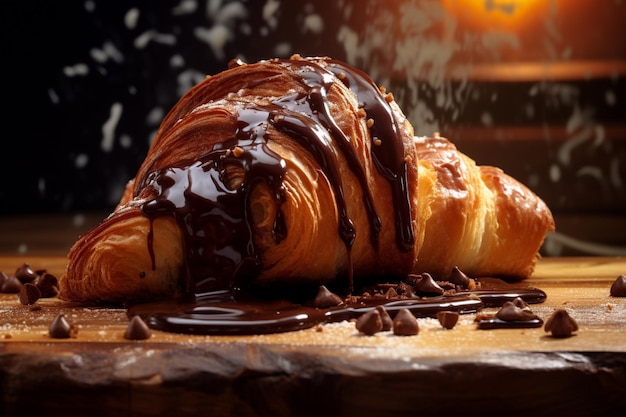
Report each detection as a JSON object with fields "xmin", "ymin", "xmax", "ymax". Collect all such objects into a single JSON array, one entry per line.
[{"xmin": 1, "ymin": 255, "xmax": 626, "ymax": 417}]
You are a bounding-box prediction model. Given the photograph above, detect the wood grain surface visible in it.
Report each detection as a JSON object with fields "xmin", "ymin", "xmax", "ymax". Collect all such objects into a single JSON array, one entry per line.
[{"xmin": 1, "ymin": 255, "xmax": 626, "ymax": 417}]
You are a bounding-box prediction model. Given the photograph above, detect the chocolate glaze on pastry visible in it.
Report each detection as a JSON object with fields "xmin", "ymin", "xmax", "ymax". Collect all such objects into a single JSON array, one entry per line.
[{"xmin": 59, "ymin": 55, "xmax": 554, "ymax": 334}]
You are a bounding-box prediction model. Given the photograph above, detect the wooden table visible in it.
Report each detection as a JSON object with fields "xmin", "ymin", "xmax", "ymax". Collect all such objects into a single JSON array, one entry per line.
[{"xmin": 1, "ymin": 255, "xmax": 625, "ymax": 417}]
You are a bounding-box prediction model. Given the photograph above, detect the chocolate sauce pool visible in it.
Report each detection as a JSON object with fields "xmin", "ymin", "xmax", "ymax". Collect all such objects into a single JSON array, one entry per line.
[
  {"xmin": 126, "ymin": 57, "xmax": 547, "ymax": 335},
  {"xmin": 128, "ymin": 285, "xmax": 546, "ymax": 335}
]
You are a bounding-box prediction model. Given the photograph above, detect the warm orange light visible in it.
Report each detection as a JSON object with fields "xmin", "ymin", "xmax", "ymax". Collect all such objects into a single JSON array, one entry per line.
[{"xmin": 443, "ymin": 0, "xmax": 548, "ymax": 30}]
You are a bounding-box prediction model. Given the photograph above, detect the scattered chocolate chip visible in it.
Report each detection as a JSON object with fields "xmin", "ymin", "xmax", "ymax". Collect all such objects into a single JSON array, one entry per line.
[
  {"xmin": 1, "ymin": 275, "xmax": 23, "ymax": 293},
  {"xmin": 355, "ymin": 309, "xmax": 383, "ymax": 335},
  {"xmin": 511, "ymin": 296, "xmax": 530, "ymax": 309},
  {"xmin": 393, "ymin": 308, "xmax": 419, "ymax": 336},
  {"xmin": 610, "ymin": 274, "xmax": 626, "ymax": 297},
  {"xmin": 544, "ymin": 309, "xmax": 578, "ymax": 338},
  {"xmin": 411, "ymin": 273, "xmax": 444, "ymax": 296},
  {"xmin": 436, "ymin": 310, "xmax": 460, "ymax": 329},
  {"xmin": 49, "ymin": 314, "xmax": 77, "ymax": 339},
  {"xmin": 18, "ymin": 283, "xmax": 41, "ymax": 305},
  {"xmin": 124, "ymin": 316, "xmax": 152, "ymax": 340},
  {"xmin": 0, "ymin": 271, "xmax": 7, "ymax": 287},
  {"xmin": 35, "ymin": 273, "xmax": 59, "ymax": 298},
  {"xmin": 15, "ymin": 263, "xmax": 38, "ymax": 283},
  {"xmin": 448, "ymin": 266, "xmax": 472, "ymax": 288},
  {"xmin": 495, "ymin": 301, "xmax": 539, "ymax": 321},
  {"xmin": 394, "ymin": 282, "xmax": 414, "ymax": 297},
  {"xmin": 312, "ymin": 285, "xmax": 342, "ymax": 308},
  {"xmin": 376, "ymin": 305, "xmax": 393, "ymax": 331}
]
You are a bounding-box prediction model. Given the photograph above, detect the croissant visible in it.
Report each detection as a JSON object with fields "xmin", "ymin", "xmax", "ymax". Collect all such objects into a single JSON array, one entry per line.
[{"xmin": 59, "ymin": 55, "xmax": 554, "ymax": 304}]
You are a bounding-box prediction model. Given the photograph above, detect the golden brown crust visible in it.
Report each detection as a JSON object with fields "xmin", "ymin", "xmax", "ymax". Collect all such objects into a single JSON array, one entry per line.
[
  {"xmin": 59, "ymin": 57, "xmax": 553, "ymax": 303},
  {"xmin": 412, "ymin": 135, "xmax": 554, "ymax": 279},
  {"xmin": 59, "ymin": 206, "xmax": 182, "ymax": 303}
]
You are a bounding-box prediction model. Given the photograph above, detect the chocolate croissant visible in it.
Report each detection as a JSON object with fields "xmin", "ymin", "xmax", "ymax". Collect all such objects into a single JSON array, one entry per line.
[{"xmin": 59, "ymin": 55, "xmax": 554, "ymax": 303}]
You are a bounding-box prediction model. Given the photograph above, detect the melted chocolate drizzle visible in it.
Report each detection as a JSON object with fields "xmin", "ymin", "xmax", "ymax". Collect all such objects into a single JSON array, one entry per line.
[
  {"xmin": 128, "ymin": 57, "xmax": 546, "ymax": 335},
  {"xmin": 139, "ymin": 57, "xmax": 411, "ymax": 298},
  {"xmin": 326, "ymin": 60, "xmax": 414, "ymax": 251}
]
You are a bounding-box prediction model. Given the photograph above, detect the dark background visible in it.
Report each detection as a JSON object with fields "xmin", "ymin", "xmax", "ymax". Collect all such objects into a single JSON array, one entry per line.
[
  {"xmin": 2, "ymin": 0, "xmax": 349, "ymax": 214},
  {"xmin": 2, "ymin": 0, "xmax": 625, "ymax": 255}
]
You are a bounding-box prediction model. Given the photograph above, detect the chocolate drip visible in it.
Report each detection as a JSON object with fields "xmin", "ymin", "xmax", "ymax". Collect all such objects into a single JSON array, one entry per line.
[
  {"xmin": 139, "ymin": 99, "xmax": 364, "ymax": 296},
  {"xmin": 270, "ymin": 109, "xmax": 356, "ymax": 248},
  {"xmin": 283, "ymin": 60, "xmax": 383, "ymax": 245},
  {"xmin": 327, "ymin": 60, "xmax": 415, "ymax": 252},
  {"xmin": 141, "ymin": 147, "xmax": 275, "ymax": 296},
  {"xmin": 130, "ymin": 57, "xmax": 429, "ymax": 334}
]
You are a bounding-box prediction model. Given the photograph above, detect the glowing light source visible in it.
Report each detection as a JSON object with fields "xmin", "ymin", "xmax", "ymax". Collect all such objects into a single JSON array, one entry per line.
[{"xmin": 443, "ymin": 0, "xmax": 547, "ymax": 30}]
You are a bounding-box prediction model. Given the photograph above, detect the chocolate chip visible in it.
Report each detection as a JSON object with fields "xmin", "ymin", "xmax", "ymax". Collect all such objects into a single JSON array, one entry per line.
[
  {"xmin": 544, "ymin": 309, "xmax": 578, "ymax": 338},
  {"xmin": 18, "ymin": 283, "xmax": 41, "ymax": 305},
  {"xmin": 436, "ymin": 310, "xmax": 460, "ymax": 329},
  {"xmin": 448, "ymin": 266, "xmax": 472, "ymax": 288},
  {"xmin": 411, "ymin": 273, "xmax": 444, "ymax": 296},
  {"xmin": 49, "ymin": 314, "xmax": 77, "ymax": 339},
  {"xmin": 495, "ymin": 301, "xmax": 539, "ymax": 321},
  {"xmin": 0, "ymin": 271, "xmax": 7, "ymax": 287},
  {"xmin": 312, "ymin": 285, "xmax": 342, "ymax": 308},
  {"xmin": 124, "ymin": 316, "xmax": 152, "ymax": 340},
  {"xmin": 15, "ymin": 263, "xmax": 38, "ymax": 283},
  {"xmin": 376, "ymin": 305, "xmax": 393, "ymax": 331},
  {"xmin": 610, "ymin": 274, "xmax": 626, "ymax": 297},
  {"xmin": 393, "ymin": 308, "xmax": 419, "ymax": 336},
  {"xmin": 511, "ymin": 296, "xmax": 530, "ymax": 309},
  {"xmin": 35, "ymin": 273, "xmax": 60, "ymax": 298},
  {"xmin": 1, "ymin": 275, "xmax": 23, "ymax": 293},
  {"xmin": 355, "ymin": 309, "xmax": 383, "ymax": 335}
]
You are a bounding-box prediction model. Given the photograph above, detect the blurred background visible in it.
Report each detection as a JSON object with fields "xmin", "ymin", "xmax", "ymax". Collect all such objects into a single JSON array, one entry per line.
[{"xmin": 1, "ymin": 0, "xmax": 625, "ymax": 256}]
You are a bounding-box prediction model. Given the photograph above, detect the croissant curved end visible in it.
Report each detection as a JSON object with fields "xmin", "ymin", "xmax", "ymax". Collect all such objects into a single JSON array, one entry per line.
[{"xmin": 59, "ymin": 55, "xmax": 554, "ymax": 304}]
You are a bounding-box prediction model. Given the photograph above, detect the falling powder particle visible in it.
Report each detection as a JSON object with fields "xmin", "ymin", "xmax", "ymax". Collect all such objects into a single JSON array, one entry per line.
[
  {"xmin": 177, "ymin": 69, "xmax": 206, "ymax": 96},
  {"xmin": 48, "ymin": 89, "xmax": 59, "ymax": 104},
  {"xmin": 170, "ymin": 54, "xmax": 185, "ymax": 68},
  {"xmin": 124, "ymin": 8, "xmax": 140, "ymax": 29},
  {"xmin": 173, "ymin": 0, "xmax": 197, "ymax": 16},
  {"xmin": 63, "ymin": 63, "xmax": 89, "ymax": 77},
  {"xmin": 145, "ymin": 107, "xmax": 165, "ymax": 127},
  {"xmin": 605, "ymin": 90, "xmax": 617, "ymax": 106},
  {"xmin": 549, "ymin": 163, "xmax": 561, "ymax": 183},
  {"xmin": 134, "ymin": 30, "xmax": 177, "ymax": 49},
  {"xmin": 274, "ymin": 42, "xmax": 292, "ymax": 57},
  {"xmin": 101, "ymin": 102, "xmax": 123, "ymax": 153},
  {"xmin": 90, "ymin": 41, "xmax": 125, "ymax": 64},
  {"xmin": 75, "ymin": 153, "xmax": 89, "ymax": 169},
  {"xmin": 303, "ymin": 14, "xmax": 324, "ymax": 34},
  {"xmin": 84, "ymin": 0, "xmax": 95, "ymax": 13},
  {"xmin": 119, "ymin": 134, "xmax": 133, "ymax": 149},
  {"xmin": 194, "ymin": 25, "xmax": 230, "ymax": 60},
  {"xmin": 38, "ymin": 178, "xmax": 45, "ymax": 195},
  {"xmin": 263, "ymin": 0, "xmax": 281, "ymax": 29},
  {"xmin": 73, "ymin": 213, "xmax": 86, "ymax": 228}
]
